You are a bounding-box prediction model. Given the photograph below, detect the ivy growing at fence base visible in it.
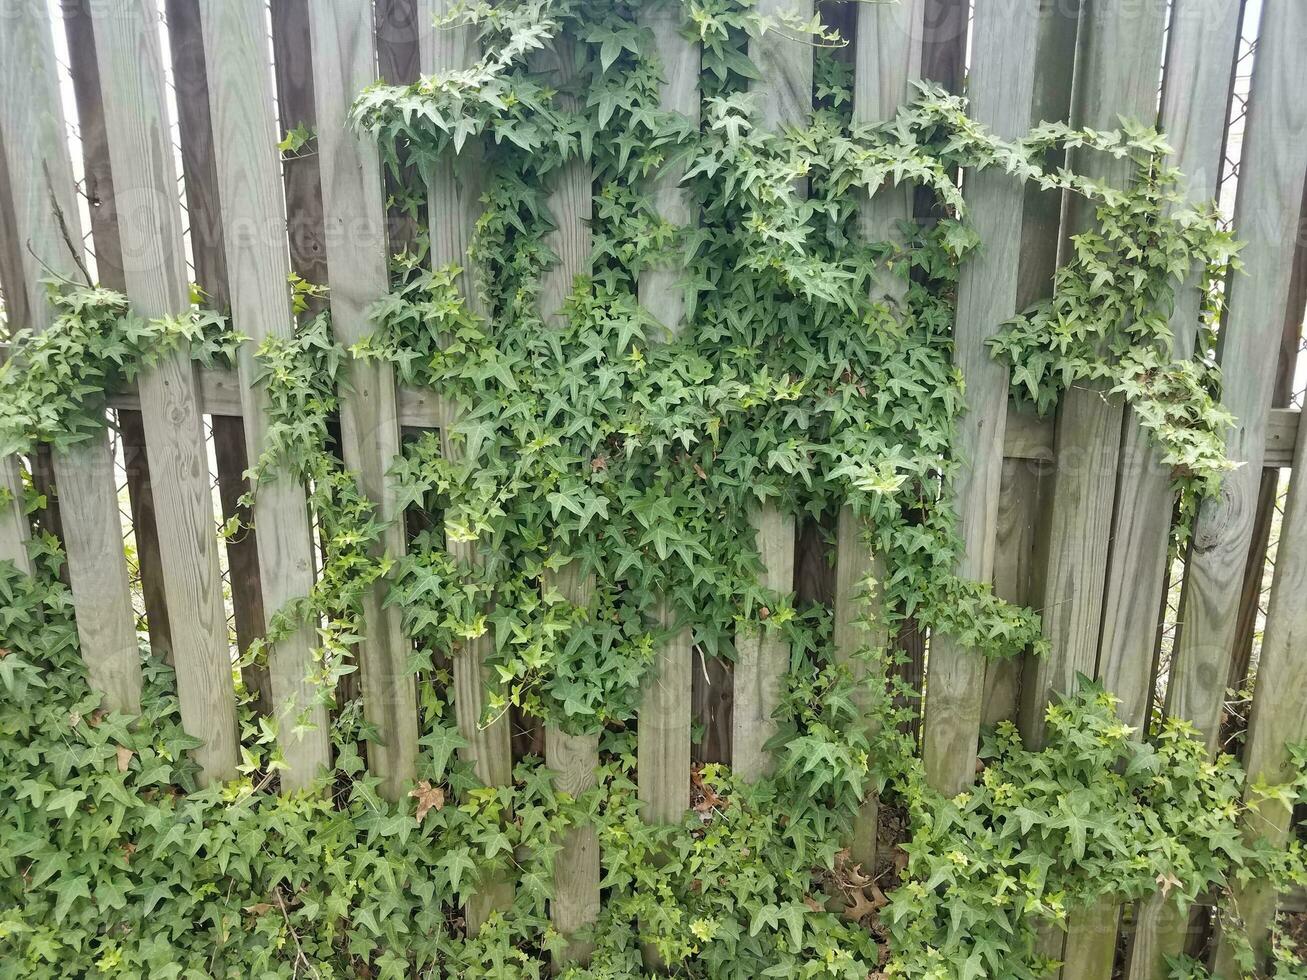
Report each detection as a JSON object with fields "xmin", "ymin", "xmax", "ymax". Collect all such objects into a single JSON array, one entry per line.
[{"xmin": 0, "ymin": 1, "xmax": 1303, "ymax": 978}]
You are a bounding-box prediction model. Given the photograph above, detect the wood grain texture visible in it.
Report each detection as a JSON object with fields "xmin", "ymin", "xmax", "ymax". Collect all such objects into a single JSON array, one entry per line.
[
  {"xmin": 1099, "ymin": 0, "xmax": 1241, "ymax": 736},
  {"xmin": 524, "ymin": 27, "xmax": 602, "ymax": 956},
  {"xmin": 61, "ymin": 2, "xmax": 174, "ymax": 658},
  {"xmin": 1229, "ymin": 178, "xmax": 1307, "ymax": 691},
  {"xmin": 307, "ymin": 0, "xmax": 417, "ymax": 800},
  {"xmin": 833, "ymin": 508, "xmax": 884, "ymax": 868},
  {"xmin": 271, "ymin": 0, "xmax": 330, "ymax": 298},
  {"xmin": 634, "ymin": 2, "xmax": 697, "ymax": 839},
  {"xmin": 923, "ymin": 0, "xmax": 1040, "ymax": 797},
  {"xmin": 165, "ymin": 0, "xmax": 270, "ymax": 682},
  {"xmin": 1, "ymin": 0, "xmax": 140, "ymax": 711},
  {"xmin": 90, "ymin": 0, "xmax": 237, "ymax": 782},
  {"xmin": 1030, "ymin": 6, "xmax": 1168, "ymax": 974},
  {"xmin": 544, "ymin": 567, "xmax": 600, "ymax": 966},
  {"xmin": 1106, "ymin": 5, "xmax": 1244, "ymax": 972},
  {"xmin": 732, "ymin": 0, "xmax": 810, "ymax": 782},
  {"xmin": 1018, "ymin": 0, "xmax": 1167, "ymax": 754},
  {"xmin": 981, "ymin": 456, "xmax": 1051, "ymax": 727},
  {"xmin": 1212, "ymin": 391, "xmax": 1307, "ymax": 973},
  {"xmin": 732, "ymin": 505, "xmax": 795, "ymax": 779},
  {"xmin": 535, "ymin": 35, "xmax": 592, "ymax": 327},
  {"xmin": 87, "ymin": 368, "xmax": 1307, "ymax": 472},
  {"xmin": 1166, "ymin": 0, "xmax": 1307, "ymax": 748},
  {"xmin": 0, "ymin": 32, "xmax": 36, "ymax": 574},
  {"xmin": 416, "ymin": 0, "xmax": 515, "ymax": 934},
  {"xmin": 853, "ymin": 0, "xmax": 923, "ymax": 300},
  {"xmin": 198, "ymin": 0, "xmax": 331, "ymax": 789}
]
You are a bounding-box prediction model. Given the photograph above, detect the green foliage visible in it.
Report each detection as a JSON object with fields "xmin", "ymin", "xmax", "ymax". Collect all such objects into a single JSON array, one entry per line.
[
  {"xmin": 0, "ymin": 1, "xmax": 1298, "ymax": 978},
  {"xmin": 0, "ymin": 283, "xmax": 236, "ymax": 457}
]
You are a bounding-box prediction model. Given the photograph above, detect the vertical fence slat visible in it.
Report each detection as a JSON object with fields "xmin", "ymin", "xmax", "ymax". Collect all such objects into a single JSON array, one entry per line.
[
  {"xmin": 980, "ymin": 458, "xmax": 1050, "ymax": 726},
  {"xmin": 923, "ymin": 0, "xmax": 1041, "ymax": 797},
  {"xmin": 416, "ymin": 0, "xmax": 516, "ymax": 933},
  {"xmin": 731, "ymin": 0, "xmax": 811, "ymax": 782},
  {"xmin": 529, "ymin": 29, "xmax": 600, "ymax": 956},
  {"xmin": 1018, "ymin": 0, "xmax": 1168, "ymax": 753},
  {"xmin": 1166, "ymin": 0, "xmax": 1307, "ymax": 748},
  {"xmin": 271, "ymin": 0, "xmax": 330, "ymax": 294},
  {"xmin": 197, "ymin": 0, "xmax": 331, "ymax": 789},
  {"xmin": 1109, "ymin": 2, "xmax": 1244, "ymax": 974},
  {"xmin": 1100, "ymin": 0, "xmax": 1242, "ymax": 741},
  {"xmin": 834, "ymin": 0, "xmax": 925, "ymax": 870},
  {"xmin": 0, "ymin": 57, "xmax": 33, "ymax": 575},
  {"xmin": 307, "ymin": 0, "xmax": 418, "ymax": 800},
  {"xmin": 1212, "ymin": 356, "xmax": 1307, "ymax": 974},
  {"xmin": 165, "ymin": 0, "xmax": 272, "ymax": 703},
  {"xmin": 635, "ymin": 3, "xmax": 697, "ymax": 831},
  {"xmin": 89, "ymin": 0, "xmax": 237, "ymax": 780},
  {"xmin": 62, "ymin": 0, "xmax": 174, "ymax": 659},
  {"xmin": 1, "ymin": 0, "xmax": 141, "ymax": 712},
  {"xmin": 1018, "ymin": 3, "xmax": 1169, "ymax": 976}
]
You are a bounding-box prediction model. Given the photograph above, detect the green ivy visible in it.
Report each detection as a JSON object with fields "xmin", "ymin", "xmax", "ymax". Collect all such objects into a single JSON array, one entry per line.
[{"xmin": 0, "ymin": 1, "xmax": 1301, "ymax": 978}]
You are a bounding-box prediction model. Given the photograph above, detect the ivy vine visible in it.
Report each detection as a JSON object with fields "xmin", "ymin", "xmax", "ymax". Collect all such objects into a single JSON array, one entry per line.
[{"xmin": 0, "ymin": 2, "xmax": 1302, "ymax": 979}]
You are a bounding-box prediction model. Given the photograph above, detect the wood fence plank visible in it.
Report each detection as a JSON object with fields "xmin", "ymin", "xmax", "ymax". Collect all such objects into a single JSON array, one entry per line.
[
  {"xmin": 923, "ymin": 0, "xmax": 1040, "ymax": 797},
  {"xmin": 1, "ymin": 0, "xmax": 141, "ymax": 711},
  {"xmin": 981, "ymin": 456, "xmax": 1051, "ymax": 727},
  {"xmin": 60, "ymin": 0, "xmax": 174, "ymax": 658},
  {"xmin": 543, "ymin": 569, "xmax": 600, "ymax": 966},
  {"xmin": 165, "ymin": 0, "xmax": 271, "ymax": 706},
  {"xmin": 1021, "ymin": 3, "xmax": 1168, "ymax": 976},
  {"xmin": 834, "ymin": 0, "xmax": 924, "ymax": 870},
  {"xmin": 0, "ymin": 94, "xmax": 33, "ymax": 576},
  {"xmin": 1212, "ymin": 355, "xmax": 1307, "ymax": 973},
  {"xmin": 526, "ymin": 28, "xmax": 601, "ymax": 956},
  {"xmin": 89, "ymin": 0, "xmax": 237, "ymax": 781},
  {"xmin": 198, "ymin": 0, "xmax": 331, "ymax": 790},
  {"xmin": 1165, "ymin": 0, "xmax": 1307, "ymax": 748},
  {"xmin": 635, "ymin": 1, "xmax": 697, "ymax": 832},
  {"xmin": 416, "ymin": 0, "xmax": 516, "ymax": 934},
  {"xmin": 992, "ymin": 0, "xmax": 1081, "ymax": 757},
  {"xmin": 1017, "ymin": 0, "xmax": 1167, "ymax": 749},
  {"xmin": 732, "ymin": 0, "xmax": 810, "ymax": 782},
  {"xmin": 307, "ymin": 0, "xmax": 417, "ymax": 800},
  {"xmin": 271, "ymin": 0, "xmax": 330, "ymax": 296},
  {"xmin": 1108, "ymin": 3, "xmax": 1243, "ymax": 973},
  {"xmin": 1100, "ymin": 0, "xmax": 1241, "ymax": 738}
]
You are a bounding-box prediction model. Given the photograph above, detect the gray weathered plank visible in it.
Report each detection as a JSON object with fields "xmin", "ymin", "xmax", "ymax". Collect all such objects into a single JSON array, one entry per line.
[
  {"xmin": 833, "ymin": 516, "xmax": 885, "ymax": 869},
  {"xmin": 1212, "ymin": 331, "xmax": 1307, "ymax": 973},
  {"xmin": 732, "ymin": 0, "xmax": 811, "ymax": 782},
  {"xmin": 1, "ymin": 0, "xmax": 140, "ymax": 711},
  {"xmin": 417, "ymin": 0, "xmax": 516, "ymax": 934},
  {"xmin": 531, "ymin": 28, "xmax": 601, "ymax": 957},
  {"xmin": 270, "ymin": 0, "xmax": 330, "ymax": 296},
  {"xmin": 1024, "ymin": 4, "xmax": 1169, "ymax": 976},
  {"xmin": 91, "ymin": 368, "xmax": 1307, "ymax": 471},
  {"xmin": 1165, "ymin": 0, "xmax": 1307, "ymax": 748},
  {"xmin": 1018, "ymin": 0, "xmax": 1167, "ymax": 751},
  {"xmin": 307, "ymin": 0, "xmax": 418, "ymax": 800},
  {"xmin": 836, "ymin": 0, "xmax": 924, "ymax": 869},
  {"xmin": 1100, "ymin": 0, "xmax": 1241, "ymax": 738},
  {"xmin": 923, "ymin": 0, "xmax": 1040, "ymax": 797},
  {"xmin": 91, "ymin": 0, "xmax": 241, "ymax": 775},
  {"xmin": 543, "ymin": 568, "xmax": 600, "ymax": 966},
  {"xmin": 1108, "ymin": 3, "xmax": 1244, "ymax": 973},
  {"xmin": 981, "ymin": 456, "xmax": 1051, "ymax": 726},
  {"xmin": 164, "ymin": 0, "xmax": 268, "ymax": 688},
  {"xmin": 198, "ymin": 0, "xmax": 331, "ymax": 789},
  {"xmin": 635, "ymin": 1, "xmax": 697, "ymax": 836},
  {"xmin": 60, "ymin": 0, "xmax": 174, "ymax": 660}
]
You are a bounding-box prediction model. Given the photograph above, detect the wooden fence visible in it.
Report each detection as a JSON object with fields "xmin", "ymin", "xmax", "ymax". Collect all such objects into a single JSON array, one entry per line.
[{"xmin": 0, "ymin": 0, "xmax": 1305, "ymax": 976}]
